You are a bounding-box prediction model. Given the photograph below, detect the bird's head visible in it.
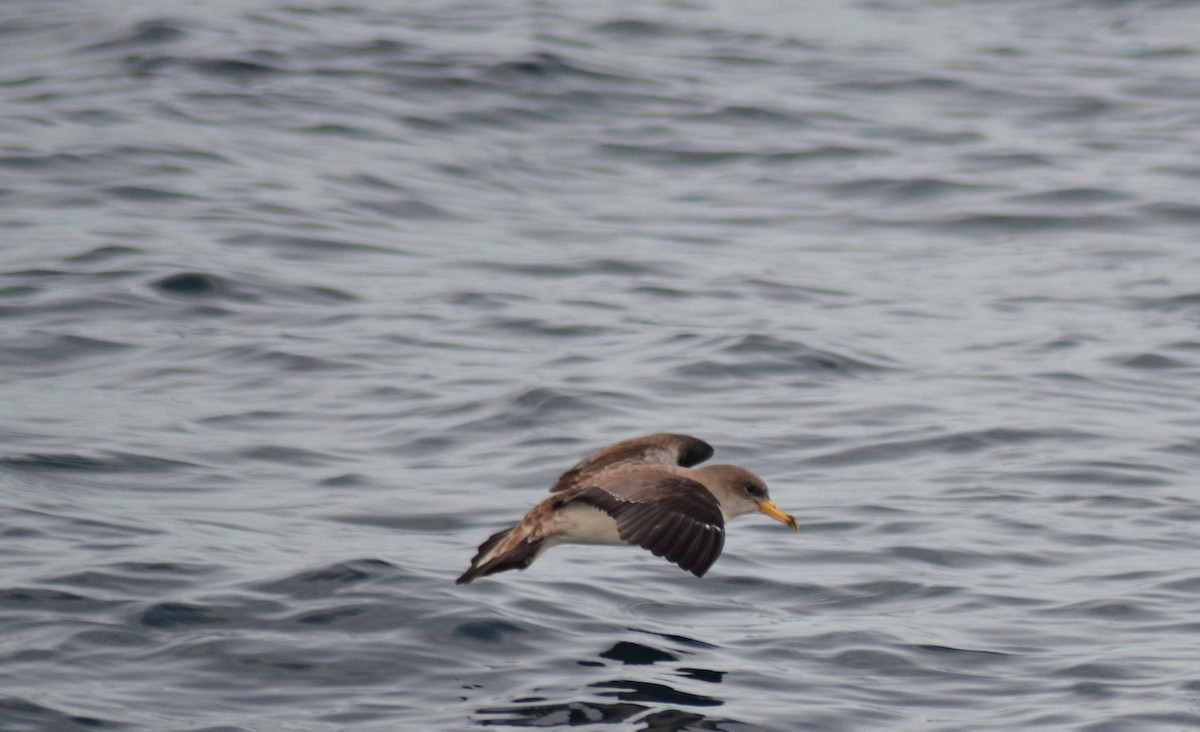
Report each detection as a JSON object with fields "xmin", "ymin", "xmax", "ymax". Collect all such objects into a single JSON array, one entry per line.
[{"xmin": 694, "ymin": 464, "xmax": 799, "ymax": 530}]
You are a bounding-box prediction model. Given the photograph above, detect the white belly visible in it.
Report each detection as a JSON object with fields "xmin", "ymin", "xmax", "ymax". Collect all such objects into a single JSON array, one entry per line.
[{"xmin": 551, "ymin": 504, "xmax": 624, "ymax": 545}]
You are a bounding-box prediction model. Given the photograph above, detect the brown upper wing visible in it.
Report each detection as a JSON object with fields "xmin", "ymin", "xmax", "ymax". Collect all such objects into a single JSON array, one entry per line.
[
  {"xmin": 569, "ymin": 465, "xmax": 725, "ymax": 577},
  {"xmin": 550, "ymin": 433, "xmax": 714, "ymax": 493}
]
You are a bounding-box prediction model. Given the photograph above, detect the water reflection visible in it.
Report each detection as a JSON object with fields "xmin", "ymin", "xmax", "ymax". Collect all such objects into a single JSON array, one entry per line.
[{"xmin": 475, "ymin": 631, "xmax": 741, "ymax": 730}]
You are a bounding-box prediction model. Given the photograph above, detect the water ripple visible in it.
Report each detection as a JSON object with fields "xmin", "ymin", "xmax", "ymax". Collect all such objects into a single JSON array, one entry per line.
[{"xmin": 4, "ymin": 1, "xmax": 1200, "ymax": 730}]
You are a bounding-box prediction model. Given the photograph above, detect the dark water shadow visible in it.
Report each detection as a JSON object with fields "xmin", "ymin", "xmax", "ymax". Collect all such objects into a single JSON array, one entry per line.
[{"xmin": 474, "ymin": 629, "xmax": 747, "ymax": 731}]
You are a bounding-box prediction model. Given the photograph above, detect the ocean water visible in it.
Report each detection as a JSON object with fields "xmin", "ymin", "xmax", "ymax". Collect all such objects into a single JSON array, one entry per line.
[{"xmin": 3, "ymin": 1, "xmax": 1200, "ymax": 730}]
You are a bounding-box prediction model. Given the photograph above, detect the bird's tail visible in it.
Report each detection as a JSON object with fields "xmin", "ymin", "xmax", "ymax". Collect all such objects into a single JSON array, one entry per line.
[{"xmin": 455, "ymin": 526, "xmax": 545, "ymax": 585}]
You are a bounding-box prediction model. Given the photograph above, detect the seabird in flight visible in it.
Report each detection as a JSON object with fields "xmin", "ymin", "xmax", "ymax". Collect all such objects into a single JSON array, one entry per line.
[{"xmin": 456, "ymin": 433, "xmax": 798, "ymax": 584}]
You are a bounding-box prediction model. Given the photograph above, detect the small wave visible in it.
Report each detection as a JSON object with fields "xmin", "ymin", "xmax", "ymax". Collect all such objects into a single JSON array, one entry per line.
[
  {"xmin": 79, "ymin": 18, "xmax": 187, "ymax": 53},
  {"xmin": 251, "ymin": 559, "xmax": 397, "ymax": 600},
  {"xmin": 807, "ymin": 581, "xmax": 960, "ymax": 610},
  {"xmin": 63, "ymin": 244, "xmax": 141, "ymax": 264},
  {"xmin": 153, "ymin": 271, "xmax": 226, "ymax": 297},
  {"xmin": 453, "ymin": 619, "xmax": 530, "ymax": 643},
  {"xmin": 0, "ymin": 587, "xmax": 93, "ymax": 606},
  {"xmin": 0, "ymin": 450, "xmax": 195, "ymax": 474},
  {"xmin": 1143, "ymin": 201, "xmax": 1200, "ymax": 225},
  {"xmin": 151, "ymin": 269, "xmax": 357, "ymax": 307},
  {"xmin": 50, "ymin": 562, "xmax": 217, "ymax": 595},
  {"xmin": 484, "ymin": 52, "xmax": 634, "ymax": 85},
  {"xmin": 482, "ymin": 316, "xmax": 613, "ymax": 339},
  {"xmin": 104, "ymin": 184, "xmax": 196, "ymax": 203},
  {"xmin": 452, "ymin": 386, "xmax": 615, "ymax": 435},
  {"xmin": 685, "ymin": 103, "xmax": 806, "ymax": 127},
  {"xmin": 211, "ymin": 344, "xmax": 357, "ymax": 372},
  {"xmin": 461, "ymin": 257, "xmax": 668, "ymax": 280},
  {"xmin": 1006, "ymin": 186, "xmax": 1131, "ymax": 206},
  {"xmin": 350, "ymin": 196, "xmax": 453, "ymax": 220},
  {"xmin": 595, "ymin": 141, "xmax": 880, "ymax": 168},
  {"xmin": 0, "ymin": 697, "xmax": 118, "ymax": 732},
  {"xmin": 808, "ymin": 428, "xmax": 1094, "ymax": 467},
  {"xmin": 890, "ymin": 545, "xmax": 990, "ymax": 568},
  {"xmin": 1039, "ymin": 599, "xmax": 1163, "ymax": 623},
  {"xmin": 590, "ymin": 18, "xmax": 676, "ymax": 37},
  {"xmin": 1129, "ymin": 292, "xmax": 1200, "ymax": 313},
  {"xmin": 236, "ymin": 444, "xmax": 341, "ymax": 467},
  {"xmin": 1011, "ymin": 464, "xmax": 1171, "ymax": 488},
  {"xmin": 223, "ymin": 232, "xmax": 401, "ymax": 258},
  {"xmin": 671, "ymin": 340, "xmax": 887, "ymax": 382},
  {"xmin": 191, "ymin": 57, "xmax": 285, "ymax": 80},
  {"xmin": 829, "ymin": 648, "xmax": 921, "ymax": 673},
  {"xmin": 828, "ymin": 73, "xmax": 966, "ymax": 94},
  {"xmin": 1109, "ymin": 351, "xmax": 1191, "ymax": 370},
  {"xmin": 0, "ymin": 333, "xmax": 132, "ymax": 369},
  {"xmin": 831, "ymin": 176, "xmax": 988, "ymax": 202},
  {"xmin": 138, "ymin": 601, "xmax": 249, "ymax": 629},
  {"xmin": 927, "ymin": 211, "xmax": 1133, "ymax": 234}
]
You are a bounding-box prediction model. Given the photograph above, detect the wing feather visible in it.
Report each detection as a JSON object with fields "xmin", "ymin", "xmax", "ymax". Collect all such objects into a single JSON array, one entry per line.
[
  {"xmin": 657, "ymin": 514, "xmax": 691, "ymax": 561},
  {"xmin": 550, "ymin": 434, "xmax": 713, "ymax": 493},
  {"xmin": 570, "ymin": 467, "xmax": 726, "ymax": 577}
]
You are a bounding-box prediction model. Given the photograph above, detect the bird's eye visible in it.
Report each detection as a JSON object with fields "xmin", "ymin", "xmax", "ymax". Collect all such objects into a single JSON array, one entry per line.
[{"xmin": 746, "ymin": 483, "xmax": 763, "ymax": 497}]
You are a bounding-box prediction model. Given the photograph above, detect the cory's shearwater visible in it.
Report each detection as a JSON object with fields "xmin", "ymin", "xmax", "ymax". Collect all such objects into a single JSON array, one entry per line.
[{"xmin": 456, "ymin": 433, "xmax": 798, "ymax": 584}]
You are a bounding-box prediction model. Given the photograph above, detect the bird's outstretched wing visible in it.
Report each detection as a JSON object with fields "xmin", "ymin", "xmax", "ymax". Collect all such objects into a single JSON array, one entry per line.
[
  {"xmin": 570, "ymin": 466, "xmax": 725, "ymax": 577},
  {"xmin": 550, "ymin": 433, "xmax": 714, "ymax": 493}
]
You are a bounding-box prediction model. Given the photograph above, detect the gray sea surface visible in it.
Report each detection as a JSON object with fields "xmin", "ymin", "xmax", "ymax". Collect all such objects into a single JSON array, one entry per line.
[{"xmin": 3, "ymin": 1, "xmax": 1200, "ymax": 730}]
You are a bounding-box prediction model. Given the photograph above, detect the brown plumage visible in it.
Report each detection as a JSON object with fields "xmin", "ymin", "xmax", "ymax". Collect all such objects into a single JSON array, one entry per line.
[{"xmin": 456, "ymin": 433, "xmax": 798, "ymax": 584}]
